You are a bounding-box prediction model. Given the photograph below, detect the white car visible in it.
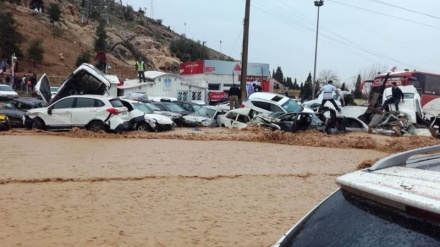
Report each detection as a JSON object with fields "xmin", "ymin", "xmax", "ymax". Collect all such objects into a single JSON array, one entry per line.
[
  {"xmin": 24, "ymin": 95, "xmax": 130, "ymax": 132},
  {"xmin": 24, "ymin": 63, "xmax": 131, "ymax": 133},
  {"xmin": 0, "ymin": 84, "xmax": 18, "ymax": 99},
  {"xmin": 50, "ymin": 86, "xmax": 59, "ymax": 98},
  {"xmin": 120, "ymin": 99, "xmax": 175, "ymax": 131},
  {"xmin": 383, "ymin": 85, "xmax": 422, "ymax": 123},
  {"xmin": 243, "ymin": 92, "xmax": 313, "ymax": 115},
  {"xmin": 217, "ymin": 108, "xmax": 257, "ymax": 129}
]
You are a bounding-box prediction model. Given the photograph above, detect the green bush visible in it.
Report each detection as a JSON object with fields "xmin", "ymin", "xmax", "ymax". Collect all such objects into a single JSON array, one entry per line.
[{"xmin": 75, "ymin": 51, "xmax": 91, "ymax": 67}]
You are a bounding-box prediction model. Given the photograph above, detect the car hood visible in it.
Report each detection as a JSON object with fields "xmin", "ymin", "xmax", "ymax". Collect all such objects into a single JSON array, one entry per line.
[
  {"xmin": 0, "ymin": 91, "xmax": 18, "ymax": 97},
  {"xmin": 0, "ymin": 109, "xmax": 24, "ymax": 118},
  {"xmin": 145, "ymin": 114, "xmax": 173, "ymax": 124},
  {"xmin": 36, "ymin": 64, "xmax": 111, "ymax": 105}
]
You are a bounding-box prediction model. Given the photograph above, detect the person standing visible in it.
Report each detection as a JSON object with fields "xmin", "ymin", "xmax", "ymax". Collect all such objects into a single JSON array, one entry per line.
[
  {"xmin": 317, "ymin": 80, "xmax": 341, "ymax": 112},
  {"xmin": 95, "ymin": 49, "xmax": 107, "ymax": 73},
  {"xmin": 253, "ymin": 83, "xmax": 262, "ymax": 92},
  {"xmin": 228, "ymin": 84, "xmax": 241, "ymax": 110},
  {"xmin": 135, "ymin": 59, "xmax": 146, "ymax": 83},
  {"xmin": 381, "ymin": 82, "xmax": 404, "ymax": 112},
  {"xmin": 1, "ymin": 59, "xmax": 8, "ymax": 74}
]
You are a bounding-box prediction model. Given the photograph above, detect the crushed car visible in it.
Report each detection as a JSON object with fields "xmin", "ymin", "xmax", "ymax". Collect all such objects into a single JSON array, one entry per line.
[
  {"xmin": 217, "ymin": 108, "xmax": 258, "ymax": 129},
  {"xmin": 120, "ymin": 99, "xmax": 175, "ymax": 132},
  {"xmin": 0, "ymin": 97, "xmax": 45, "ymax": 128},
  {"xmin": 182, "ymin": 106, "xmax": 227, "ymax": 127}
]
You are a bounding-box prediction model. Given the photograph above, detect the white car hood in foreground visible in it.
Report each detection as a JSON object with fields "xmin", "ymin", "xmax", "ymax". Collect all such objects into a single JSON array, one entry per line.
[{"xmin": 337, "ymin": 166, "xmax": 440, "ymax": 215}]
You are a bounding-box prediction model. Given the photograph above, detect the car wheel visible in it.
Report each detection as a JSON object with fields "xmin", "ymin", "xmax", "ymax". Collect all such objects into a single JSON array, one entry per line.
[
  {"xmin": 31, "ymin": 118, "xmax": 45, "ymax": 130},
  {"xmin": 87, "ymin": 121, "xmax": 105, "ymax": 132},
  {"xmin": 137, "ymin": 122, "xmax": 152, "ymax": 132}
]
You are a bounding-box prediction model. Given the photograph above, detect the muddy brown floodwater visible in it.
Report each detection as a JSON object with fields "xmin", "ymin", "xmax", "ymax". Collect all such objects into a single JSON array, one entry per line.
[{"xmin": 0, "ymin": 128, "xmax": 438, "ymax": 246}]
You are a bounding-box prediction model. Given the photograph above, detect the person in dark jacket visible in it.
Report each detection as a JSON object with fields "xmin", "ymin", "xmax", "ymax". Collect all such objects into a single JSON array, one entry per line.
[
  {"xmin": 228, "ymin": 84, "xmax": 241, "ymax": 110},
  {"xmin": 381, "ymin": 82, "xmax": 404, "ymax": 111}
]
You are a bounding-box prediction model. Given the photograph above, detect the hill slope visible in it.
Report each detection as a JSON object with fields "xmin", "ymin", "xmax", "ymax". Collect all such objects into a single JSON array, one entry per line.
[{"xmin": 1, "ymin": 1, "xmax": 232, "ymax": 84}]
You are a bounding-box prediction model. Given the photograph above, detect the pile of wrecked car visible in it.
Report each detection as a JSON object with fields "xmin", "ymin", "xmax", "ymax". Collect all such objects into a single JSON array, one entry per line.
[{"xmin": 0, "ymin": 63, "xmax": 438, "ymax": 138}]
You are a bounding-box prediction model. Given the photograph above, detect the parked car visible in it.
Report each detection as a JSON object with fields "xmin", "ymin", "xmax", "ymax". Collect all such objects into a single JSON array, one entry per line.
[
  {"xmin": 217, "ymin": 108, "xmax": 257, "ymax": 129},
  {"xmin": 0, "ymin": 84, "xmax": 18, "ymax": 99},
  {"xmin": 25, "ymin": 63, "xmax": 130, "ymax": 133},
  {"xmin": 50, "ymin": 86, "xmax": 60, "ymax": 98},
  {"xmin": 144, "ymin": 102, "xmax": 183, "ymax": 120},
  {"xmin": 173, "ymin": 101, "xmax": 203, "ymax": 113},
  {"xmin": 243, "ymin": 92, "xmax": 313, "ymax": 115},
  {"xmin": 272, "ymin": 145, "xmax": 440, "ymax": 247},
  {"xmin": 120, "ymin": 99, "xmax": 175, "ymax": 132},
  {"xmin": 125, "ymin": 92, "xmax": 149, "ymax": 102},
  {"xmin": 0, "ymin": 114, "xmax": 11, "ymax": 131}
]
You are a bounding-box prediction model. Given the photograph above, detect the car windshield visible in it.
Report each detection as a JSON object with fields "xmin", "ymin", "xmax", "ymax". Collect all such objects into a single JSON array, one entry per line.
[
  {"xmin": 282, "ymin": 99, "xmax": 303, "ymax": 113},
  {"xmin": 0, "ymin": 85, "xmax": 14, "ymax": 92},
  {"xmin": 279, "ymin": 190, "xmax": 440, "ymax": 247},
  {"xmin": 132, "ymin": 102, "xmax": 153, "ymax": 114},
  {"xmin": 165, "ymin": 103, "xmax": 186, "ymax": 113},
  {"xmin": 197, "ymin": 107, "xmax": 216, "ymax": 118},
  {"xmin": 145, "ymin": 103, "xmax": 161, "ymax": 111},
  {"xmin": 50, "ymin": 87, "xmax": 59, "ymax": 93},
  {"xmin": 0, "ymin": 101, "xmax": 17, "ymax": 109}
]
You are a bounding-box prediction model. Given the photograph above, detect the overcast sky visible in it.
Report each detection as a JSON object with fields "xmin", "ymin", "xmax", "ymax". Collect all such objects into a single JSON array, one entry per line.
[{"xmin": 127, "ymin": 0, "xmax": 440, "ymax": 86}]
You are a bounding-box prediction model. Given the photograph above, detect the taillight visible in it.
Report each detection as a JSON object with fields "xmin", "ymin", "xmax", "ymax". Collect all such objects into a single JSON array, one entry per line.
[
  {"xmin": 107, "ymin": 108, "xmax": 121, "ymax": 115},
  {"xmin": 118, "ymin": 81, "xmax": 124, "ymax": 86},
  {"xmin": 241, "ymin": 103, "xmax": 245, "ymax": 108}
]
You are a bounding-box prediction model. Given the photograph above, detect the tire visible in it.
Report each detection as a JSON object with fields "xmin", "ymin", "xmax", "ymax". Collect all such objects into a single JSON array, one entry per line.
[
  {"xmin": 136, "ymin": 122, "xmax": 151, "ymax": 132},
  {"xmin": 87, "ymin": 121, "xmax": 105, "ymax": 132},
  {"xmin": 31, "ymin": 118, "xmax": 45, "ymax": 130}
]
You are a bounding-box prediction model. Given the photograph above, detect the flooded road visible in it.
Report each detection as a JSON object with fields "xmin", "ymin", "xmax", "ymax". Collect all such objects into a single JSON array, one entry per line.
[{"xmin": 0, "ymin": 134, "xmax": 388, "ymax": 246}]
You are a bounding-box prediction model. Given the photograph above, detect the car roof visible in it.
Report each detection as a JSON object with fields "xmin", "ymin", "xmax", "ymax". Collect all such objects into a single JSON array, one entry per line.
[
  {"xmin": 13, "ymin": 97, "xmax": 45, "ymax": 105},
  {"xmin": 248, "ymin": 92, "xmax": 289, "ymax": 104},
  {"xmin": 64, "ymin": 95, "xmax": 116, "ymax": 100},
  {"xmin": 337, "ymin": 145, "xmax": 440, "ymax": 216}
]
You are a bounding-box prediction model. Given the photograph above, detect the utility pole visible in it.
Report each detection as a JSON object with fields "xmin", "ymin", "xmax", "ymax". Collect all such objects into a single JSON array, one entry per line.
[
  {"xmin": 150, "ymin": 0, "xmax": 154, "ymax": 19},
  {"xmin": 312, "ymin": 0, "xmax": 324, "ymax": 99},
  {"xmin": 240, "ymin": 0, "xmax": 251, "ymax": 101}
]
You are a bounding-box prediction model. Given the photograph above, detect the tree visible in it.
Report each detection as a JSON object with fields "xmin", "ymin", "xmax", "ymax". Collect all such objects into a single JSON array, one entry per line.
[
  {"xmin": 353, "ymin": 74, "xmax": 362, "ymax": 99},
  {"xmin": 47, "ymin": 3, "xmax": 62, "ymax": 26},
  {"xmin": 341, "ymin": 82, "xmax": 346, "ymax": 91},
  {"xmin": 285, "ymin": 77, "xmax": 293, "ymax": 89},
  {"xmin": 0, "ymin": 11, "xmax": 24, "ymax": 58},
  {"xmin": 273, "ymin": 66, "xmax": 284, "ymax": 86},
  {"xmin": 27, "ymin": 38, "xmax": 44, "ymax": 67},
  {"xmin": 94, "ymin": 21, "xmax": 107, "ymax": 51},
  {"xmin": 318, "ymin": 69, "xmax": 340, "ymax": 87},
  {"xmin": 75, "ymin": 51, "xmax": 91, "ymax": 67}
]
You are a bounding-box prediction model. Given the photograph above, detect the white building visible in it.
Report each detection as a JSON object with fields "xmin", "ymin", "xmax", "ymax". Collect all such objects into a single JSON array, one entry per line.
[
  {"xmin": 117, "ymin": 71, "xmax": 208, "ymax": 102},
  {"xmin": 179, "ymin": 60, "xmax": 271, "ymax": 101}
]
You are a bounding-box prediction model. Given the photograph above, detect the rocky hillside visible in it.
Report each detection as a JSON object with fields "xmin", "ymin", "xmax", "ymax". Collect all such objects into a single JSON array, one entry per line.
[{"xmin": 1, "ymin": 1, "xmax": 232, "ymax": 84}]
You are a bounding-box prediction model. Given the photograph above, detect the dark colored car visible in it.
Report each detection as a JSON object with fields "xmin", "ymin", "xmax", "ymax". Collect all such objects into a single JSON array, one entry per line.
[
  {"xmin": 0, "ymin": 97, "xmax": 45, "ymax": 127},
  {"xmin": 173, "ymin": 101, "xmax": 203, "ymax": 113},
  {"xmin": 257, "ymin": 112, "xmax": 326, "ymax": 133},
  {"xmin": 152, "ymin": 102, "xmax": 192, "ymax": 116}
]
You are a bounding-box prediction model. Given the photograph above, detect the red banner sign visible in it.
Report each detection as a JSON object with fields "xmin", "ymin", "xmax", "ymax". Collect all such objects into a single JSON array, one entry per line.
[
  {"xmin": 238, "ymin": 75, "xmax": 269, "ymax": 82},
  {"xmin": 208, "ymin": 91, "xmax": 228, "ymax": 101},
  {"xmin": 179, "ymin": 60, "xmax": 204, "ymax": 75},
  {"xmin": 205, "ymin": 67, "xmax": 216, "ymax": 73}
]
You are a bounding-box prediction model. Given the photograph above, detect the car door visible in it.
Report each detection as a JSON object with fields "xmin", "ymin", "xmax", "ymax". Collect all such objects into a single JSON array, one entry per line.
[
  {"xmin": 45, "ymin": 97, "xmax": 75, "ymax": 129},
  {"xmin": 71, "ymin": 97, "xmax": 97, "ymax": 127},
  {"xmin": 222, "ymin": 112, "xmax": 237, "ymax": 128},
  {"xmin": 232, "ymin": 114, "xmax": 250, "ymax": 129}
]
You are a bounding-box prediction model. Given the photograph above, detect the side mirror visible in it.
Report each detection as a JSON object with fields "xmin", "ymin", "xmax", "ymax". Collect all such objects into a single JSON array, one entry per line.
[{"xmin": 48, "ymin": 108, "xmax": 52, "ymax": 115}]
